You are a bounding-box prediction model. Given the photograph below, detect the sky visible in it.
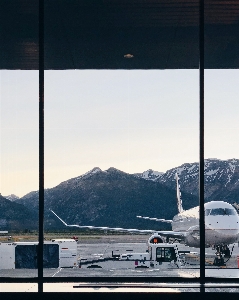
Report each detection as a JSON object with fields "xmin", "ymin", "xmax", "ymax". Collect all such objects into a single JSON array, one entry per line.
[{"xmin": 0, "ymin": 69, "xmax": 239, "ymax": 197}]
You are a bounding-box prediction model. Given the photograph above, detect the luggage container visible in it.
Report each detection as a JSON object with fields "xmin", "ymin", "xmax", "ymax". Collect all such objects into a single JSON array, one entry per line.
[{"xmin": 0, "ymin": 239, "xmax": 77, "ymax": 269}]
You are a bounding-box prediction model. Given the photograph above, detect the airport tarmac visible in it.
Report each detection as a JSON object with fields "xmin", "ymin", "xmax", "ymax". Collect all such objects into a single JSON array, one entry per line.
[{"xmin": 1, "ymin": 235, "xmax": 239, "ymax": 292}]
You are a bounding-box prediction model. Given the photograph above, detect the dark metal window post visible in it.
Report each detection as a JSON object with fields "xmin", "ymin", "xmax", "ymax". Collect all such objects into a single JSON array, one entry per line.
[
  {"xmin": 199, "ymin": 0, "xmax": 205, "ymax": 292},
  {"xmin": 39, "ymin": 0, "xmax": 44, "ymax": 293}
]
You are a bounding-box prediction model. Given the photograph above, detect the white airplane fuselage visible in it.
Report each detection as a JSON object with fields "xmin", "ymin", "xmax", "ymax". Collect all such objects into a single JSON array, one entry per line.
[{"xmin": 172, "ymin": 201, "xmax": 239, "ymax": 247}]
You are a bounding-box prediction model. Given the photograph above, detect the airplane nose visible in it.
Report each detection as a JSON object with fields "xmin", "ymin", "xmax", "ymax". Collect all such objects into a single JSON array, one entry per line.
[
  {"xmin": 206, "ymin": 217, "xmax": 239, "ymax": 230},
  {"xmin": 205, "ymin": 217, "xmax": 239, "ymax": 244}
]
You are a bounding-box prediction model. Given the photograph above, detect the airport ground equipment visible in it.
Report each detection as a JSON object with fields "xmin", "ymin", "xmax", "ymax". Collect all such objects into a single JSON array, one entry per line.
[
  {"xmin": 0, "ymin": 239, "xmax": 77, "ymax": 269},
  {"xmin": 117, "ymin": 233, "xmax": 183, "ymax": 269},
  {"xmin": 79, "ymin": 233, "xmax": 184, "ymax": 269}
]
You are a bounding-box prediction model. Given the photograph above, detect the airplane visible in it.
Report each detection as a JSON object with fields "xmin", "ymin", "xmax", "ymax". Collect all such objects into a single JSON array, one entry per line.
[
  {"xmin": 232, "ymin": 202, "xmax": 239, "ymax": 213},
  {"xmin": 50, "ymin": 172, "xmax": 239, "ymax": 266}
]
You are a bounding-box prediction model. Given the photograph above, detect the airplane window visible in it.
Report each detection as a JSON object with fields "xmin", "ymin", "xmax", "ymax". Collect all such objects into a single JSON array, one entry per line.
[
  {"xmin": 205, "ymin": 209, "xmax": 211, "ymax": 216},
  {"xmin": 225, "ymin": 208, "xmax": 237, "ymax": 215},
  {"xmin": 210, "ymin": 208, "xmax": 223, "ymax": 216},
  {"xmin": 224, "ymin": 208, "xmax": 237, "ymax": 215},
  {"xmin": 209, "ymin": 208, "xmax": 237, "ymax": 216}
]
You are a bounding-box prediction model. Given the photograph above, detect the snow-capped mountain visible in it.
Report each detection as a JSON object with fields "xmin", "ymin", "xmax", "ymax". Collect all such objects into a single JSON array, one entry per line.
[
  {"xmin": 60, "ymin": 167, "xmax": 103, "ymax": 187},
  {"xmin": 156, "ymin": 158, "xmax": 239, "ymax": 201},
  {"xmin": 16, "ymin": 167, "xmax": 197, "ymax": 230},
  {"xmin": 74, "ymin": 167, "xmax": 103, "ymax": 180},
  {"xmin": 134, "ymin": 169, "xmax": 164, "ymax": 181}
]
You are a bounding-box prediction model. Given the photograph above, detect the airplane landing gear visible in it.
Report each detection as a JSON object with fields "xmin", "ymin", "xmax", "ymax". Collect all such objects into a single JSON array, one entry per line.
[
  {"xmin": 213, "ymin": 245, "xmax": 230, "ymax": 266},
  {"xmin": 213, "ymin": 256, "xmax": 225, "ymax": 266},
  {"xmin": 222, "ymin": 245, "xmax": 231, "ymax": 258}
]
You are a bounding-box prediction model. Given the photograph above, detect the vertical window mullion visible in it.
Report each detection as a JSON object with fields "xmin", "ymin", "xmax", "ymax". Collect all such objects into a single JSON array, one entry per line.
[
  {"xmin": 199, "ymin": 0, "xmax": 205, "ymax": 292},
  {"xmin": 38, "ymin": 0, "xmax": 44, "ymax": 293}
]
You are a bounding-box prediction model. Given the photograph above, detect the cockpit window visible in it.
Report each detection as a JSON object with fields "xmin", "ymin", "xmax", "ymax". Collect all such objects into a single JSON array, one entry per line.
[
  {"xmin": 205, "ymin": 209, "xmax": 210, "ymax": 216},
  {"xmin": 205, "ymin": 208, "xmax": 237, "ymax": 216}
]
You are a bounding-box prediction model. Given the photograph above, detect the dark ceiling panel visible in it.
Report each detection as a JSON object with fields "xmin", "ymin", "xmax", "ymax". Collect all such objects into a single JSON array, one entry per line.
[
  {"xmin": 1, "ymin": 0, "xmax": 239, "ymax": 69},
  {"xmin": 0, "ymin": 0, "xmax": 39, "ymax": 69}
]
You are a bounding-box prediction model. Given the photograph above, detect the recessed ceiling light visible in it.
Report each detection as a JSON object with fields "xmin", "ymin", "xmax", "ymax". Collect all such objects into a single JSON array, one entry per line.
[{"xmin": 124, "ymin": 54, "xmax": 134, "ymax": 58}]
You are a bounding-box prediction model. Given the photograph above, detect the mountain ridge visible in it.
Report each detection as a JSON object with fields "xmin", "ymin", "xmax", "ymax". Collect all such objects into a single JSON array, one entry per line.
[
  {"xmin": 154, "ymin": 158, "xmax": 239, "ymax": 202},
  {"xmin": 3, "ymin": 158, "xmax": 239, "ymax": 230},
  {"xmin": 0, "ymin": 194, "xmax": 37, "ymax": 230},
  {"xmin": 16, "ymin": 167, "xmax": 198, "ymax": 230}
]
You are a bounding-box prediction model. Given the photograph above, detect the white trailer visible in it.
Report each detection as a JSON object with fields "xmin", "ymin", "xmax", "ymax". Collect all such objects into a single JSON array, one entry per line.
[
  {"xmin": 0, "ymin": 242, "xmax": 15, "ymax": 269},
  {"xmin": 52, "ymin": 239, "xmax": 77, "ymax": 268},
  {"xmin": 0, "ymin": 239, "xmax": 77, "ymax": 269}
]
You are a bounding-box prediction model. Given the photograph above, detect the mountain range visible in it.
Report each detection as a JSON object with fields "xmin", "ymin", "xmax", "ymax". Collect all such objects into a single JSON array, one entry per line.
[
  {"xmin": 1, "ymin": 158, "xmax": 239, "ymax": 231},
  {"xmin": 14, "ymin": 167, "xmax": 198, "ymax": 231},
  {"xmin": 135, "ymin": 158, "xmax": 239, "ymax": 202}
]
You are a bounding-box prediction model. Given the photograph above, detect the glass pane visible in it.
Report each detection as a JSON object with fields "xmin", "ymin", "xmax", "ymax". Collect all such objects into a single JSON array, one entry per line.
[
  {"xmin": 0, "ymin": 70, "xmax": 38, "ymax": 278},
  {"xmin": 0, "ymin": 283, "xmax": 38, "ymax": 292},
  {"xmin": 205, "ymin": 69, "xmax": 239, "ymax": 276},
  {"xmin": 44, "ymin": 69, "xmax": 199, "ymax": 282},
  {"xmin": 203, "ymin": 0, "xmax": 239, "ymax": 283},
  {"xmin": 43, "ymin": 0, "xmax": 200, "ymax": 291}
]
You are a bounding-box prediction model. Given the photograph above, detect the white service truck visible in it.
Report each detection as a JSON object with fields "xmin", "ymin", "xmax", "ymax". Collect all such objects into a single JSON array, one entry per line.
[{"xmin": 80, "ymin": 233, "xmax": 184, "ymax": 269}]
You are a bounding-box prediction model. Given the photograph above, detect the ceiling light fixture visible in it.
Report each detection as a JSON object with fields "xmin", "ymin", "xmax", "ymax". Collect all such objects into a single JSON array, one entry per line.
[{"xmin": 124, "ymin": 54, "xmax": 134, "ymax": 58}]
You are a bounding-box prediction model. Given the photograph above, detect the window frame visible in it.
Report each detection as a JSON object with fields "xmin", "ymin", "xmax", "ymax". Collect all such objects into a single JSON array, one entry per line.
[{"xmin": 1, "ymin": 0, "xmax": 239, "ymax": 295}]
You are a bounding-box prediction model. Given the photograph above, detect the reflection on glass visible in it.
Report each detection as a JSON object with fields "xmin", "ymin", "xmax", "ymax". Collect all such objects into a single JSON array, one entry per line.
[{"xmin": 0, "ymin": 71, "xmax": 38, "ymax": 277}]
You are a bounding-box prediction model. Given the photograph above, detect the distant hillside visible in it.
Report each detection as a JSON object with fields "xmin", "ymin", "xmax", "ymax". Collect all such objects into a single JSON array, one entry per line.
[
  {"xmin": 17, "ymin": 167, "xmax": 198, "ymax": 230},
  {"xmin": 0, "ymin": 195, "xmax": 37, "ymax": 230}
]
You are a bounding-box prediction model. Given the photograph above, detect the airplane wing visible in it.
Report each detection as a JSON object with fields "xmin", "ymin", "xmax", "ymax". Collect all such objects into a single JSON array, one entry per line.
[
  {"xmin": 50, "ymin": 210, "xmax": 187, "ymax": 239},
  {"xmin": 50, "ymin": 210, "xmax": 153, "ymax": 233},
  {"xmin": 136, "ymin": 215, "xmax": 173, "ymax": 223},
  {"xmin": 136, "ymin": 215, "xmax": 188, "ymax": 240}
]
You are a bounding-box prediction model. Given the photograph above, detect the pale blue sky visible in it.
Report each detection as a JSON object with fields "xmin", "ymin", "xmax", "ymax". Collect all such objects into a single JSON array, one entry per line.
[{"xmin": 0, "ymin": 69, "xmax": 238, "ymax": 197}]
